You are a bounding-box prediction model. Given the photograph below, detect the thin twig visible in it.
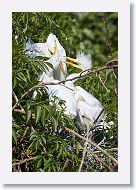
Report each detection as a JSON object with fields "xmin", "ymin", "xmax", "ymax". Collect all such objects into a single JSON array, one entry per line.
[
  {"xmin": 13, "ymin": 109, "xmax": 26, "ymax": 114},
  {"xmin": 65, "ymin": 127, "xmax": 118, "ymax": 164},
  {"xmin": 98, "ymin": 73, "xmax": 110, "ymax": 92},
  {"xmin": 12, "ymin": 91, "xmax": 24, "ymax": 111},
  {"xmin": 12, "ymin": 63, "xmax": 118, "ymax": 111},
  {"xmin": 93, "ymin": 148, "xmax": 118, "ymax": 154},
  {"xmin": 95, "ymin": 109, "xmax": 104, "ymax": 125},
  {"xmin": 20, "ymin": 126, "xmax": 30, "ymax": 142},
  {"xmin": 89, "ymin": 109, "xmax": 104, "ymax": 132},
  {"xmin": 62, "ymin": 158, "xmax": 69, "ymax": 172},
  {"xmin": 13, "ymin": 109, "xmax": 117, "ymax": 164},
  {"xmin": 59, "ymin": 63, "xmax": 118, "ymax": 84},
  {"xmin": 37, "ymin": 62, "xmax": 118, "ymax": 87},
  {"xmin": 103, "ymin": 14, "xmax": 118, "ymax": 82},
  {"xmin": 12, "ymin": 157, "xmax": 35, "ymax": 167},
  {"xmin": 112, "ymin": 68, "xmax": 118, "ymax": 80},
  {"xmin": 90, "ymin": 151, "xmax": 113, "ymax": 171},
  {"xmin": 79, "ymin": 109, "xmax": 106, "ymax": 171},
  {"xmin": 12, "ymin": 84, "xmax": 40, "ymax": 111},
  {"xmin": 13, "ymin": 109, "xmax": 35, "ymax": 119},
  {"xmin": 78, "ymin": 127, "xmax": 90, "ymax": 172}
]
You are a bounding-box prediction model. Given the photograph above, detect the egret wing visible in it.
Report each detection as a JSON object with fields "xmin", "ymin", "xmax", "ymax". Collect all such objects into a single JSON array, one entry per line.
[{"xmin": 75, "ymin": 86, "xmax": 103, "ymax": 108}]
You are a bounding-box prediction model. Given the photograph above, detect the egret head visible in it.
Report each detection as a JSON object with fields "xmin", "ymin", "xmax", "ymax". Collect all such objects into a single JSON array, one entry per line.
[
  {"xmin": 46, "ymin": 33, "xmax": 59, "ymax": 55},
  {"xmin": 66, "ymin": 52, "xmax": 92, "ymax": 71},
  {"xmin": 46, "ymin": 33, "xmax": 66, "ymax": 58}
]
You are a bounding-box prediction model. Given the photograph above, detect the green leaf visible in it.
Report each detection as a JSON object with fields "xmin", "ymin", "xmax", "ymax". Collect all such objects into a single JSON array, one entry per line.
[
  {"xmin": 27, "ymin": 140, "xmax": 37, "ymax": 155},
  {"xmin": 12, "ymin": 128, "xmax": 17, "ymax": 145},
  {"xmin": 41, "ymin": 108, "xmax": 48, "ymax": 126},
  {"xmin": 17, "ymin": 72, "xmax": 27, "ymax": 83},
  {"xmin": 29, "ymin": 132, "xmax": 37, "ymax": 141},
  {"xmin": 35, "ymin": 56, "xmax": 49, "ymax": 61},
  {"xmin": 35, "ymin": 155, "xmax": 42, "ymax": 161},
  {"xmin": 26, "ymin": 101, "xmax": 31, "ymax": 110},
  {"xmin": 52, "ymin": 165, "xmax": 56, "ymax": 172},
  {"xmin": 13, "ymin": 77, "xmax": 17, "ymax": 89},
  {"xmin": 35, "ymin": 105, "xmax": 41, "ymax": 124},
  {"xmin": 45, "ymin": 61, "xmax": 54, "ymax": 70},
  {"xmin": 112, "ymin": 51, "xmax": 118, "ymax": 58},
  {"xmin": 35, "ymin": 157, "xmax": 43, "ymax": 170},
  {"xmin": 33, "ymin": 59, "xmax": 49, "ymax": 74},
  {"xmin": 35, "ymin": 140, "xmax": 39, "ymax": 152},
  {"xmin": 26, "ymin": 110, "xmax": 32, "ymax": 124},
  {"xmin": 44, "ymin": 159, "xmax": 51, "ymax": 170}
]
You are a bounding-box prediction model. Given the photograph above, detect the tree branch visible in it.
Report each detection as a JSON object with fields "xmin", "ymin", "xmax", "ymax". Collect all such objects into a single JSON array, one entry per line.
[
  {"xmin": 12, "ymin": 62, "xmax": 118, "ymax": 111},
  {"xmin": 78, "ymin": 127, "xmax": 90, "ymax": 172},
  {"xmin": 12, "ymin": 157, "xmax": 35, "ymax": 167},
  {"xmin": 65, "ymin": 127, "xmax": 118, "ymax": 164},
  {"xmin": 90, "ymin": 151, "xmax": 113, "ymax": 171},
  {"xmin": 12, "ymin": 84, "xmax": 40, "ymax": 111},
  {"xmin": 12, "ymin": 91, "xmax": 25, "ymax": 111},
  {"xmin": 62, "ymin": 158, "xmax": 69, "ymax": 172}
]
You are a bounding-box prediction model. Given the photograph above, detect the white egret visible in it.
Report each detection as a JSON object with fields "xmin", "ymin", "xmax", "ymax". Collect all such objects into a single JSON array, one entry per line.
[
  {"xmin": 65, "ymin": 73, "xmax": 104, "ymax": 128},
  {"xmin": 65, "ymin": 52, "xmax": 113, "ymax": 131},
  {"xmin": 34, "ymin": 50, "xmax": 105, "ymax": 130},
  {"xmin": 27, "ymin": 34, "xmax": 111, "ymax": 132},
  {"xmin": 26, "ymin": 33, "xmax": 69, "ymax": 99},
  {"xmin": 38, "ymin": 72, "xmax": 85, "ymax": 130},
  {"xmin": 26, "ymin": 33, "xmax": 67, "ymax": 81}
]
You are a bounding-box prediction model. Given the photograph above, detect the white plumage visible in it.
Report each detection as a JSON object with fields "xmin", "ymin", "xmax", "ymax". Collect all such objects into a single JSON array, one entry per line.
[
  {"xmin": 26, "ymin": 40, "xmax": 51, "ymax": 58},
  {"xmin": 76, "ymin": 52, "xmax": 92, "ymax": 70},
  {"xmin": 65, "ymin": 73, "xmax": 104, "ymax": 128},
  {"xmin": 37, "ymin": 72, "xmax": 84, "ymax": 129},
  {"xmin": 27, "ymin": 33, "xmax": 112, "ymax": 131},
  {"xmin": 26, "ymin": 33, "xmax": 67, "ymax": 81}
]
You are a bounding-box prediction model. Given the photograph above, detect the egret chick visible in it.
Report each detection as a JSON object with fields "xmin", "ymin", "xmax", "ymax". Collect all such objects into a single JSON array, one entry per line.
[
  {"xmin": 65, "ymin": 73, "xmax": 104, "ymax": 128},
  {"xmin": 36, "ymin": 73, "xmax": 85, "ymax": 130},
  {"xmin": 26, "ymin": 33, "xmax": 67, "ymax": 81}
]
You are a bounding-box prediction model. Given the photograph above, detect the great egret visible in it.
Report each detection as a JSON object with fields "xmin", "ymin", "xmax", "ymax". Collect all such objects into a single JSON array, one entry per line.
[
  {"xmin": 65, "ymin": 73, "xmax": 104, "ymax": 128},
  {"xmin": 27, "ymin": 34, "xmax": 111, "ymax": 132},
  {"xmin": 65, "ymin": 52, "xmax": 107, "ymax": 129},
  {"xmin": 26, "ymin": 33, "xmax": 67, "ymax": 81},
  {"xmin": 26, "ymin": 34, "xmax": 90, "ymax": 81},
  {"xmin": 38, "ymin": 72, "xmax": 85, "ymax": 130}
]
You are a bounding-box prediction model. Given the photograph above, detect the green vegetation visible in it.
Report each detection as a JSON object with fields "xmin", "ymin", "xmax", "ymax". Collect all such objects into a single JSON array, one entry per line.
[{"xmin": 12, "ymin": 12, "xmax": 118, "ymax": 172}]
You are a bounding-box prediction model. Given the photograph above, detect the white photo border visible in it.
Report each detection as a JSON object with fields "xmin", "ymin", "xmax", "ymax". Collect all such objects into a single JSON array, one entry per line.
[{"xmin": 0, "ymin": 0, "xmax": 130, "ymax": 184}]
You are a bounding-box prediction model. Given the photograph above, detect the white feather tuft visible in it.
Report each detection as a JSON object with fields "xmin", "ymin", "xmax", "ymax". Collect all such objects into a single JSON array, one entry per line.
[{"xmin": 76, "ymin": 52, "xmax": 92, "ymax": 70}]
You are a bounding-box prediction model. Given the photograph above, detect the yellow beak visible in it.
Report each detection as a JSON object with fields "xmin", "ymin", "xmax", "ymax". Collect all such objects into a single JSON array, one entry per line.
[{"xmin": 65, "ymin": 57, "xmax": 82, "ymax": 69}]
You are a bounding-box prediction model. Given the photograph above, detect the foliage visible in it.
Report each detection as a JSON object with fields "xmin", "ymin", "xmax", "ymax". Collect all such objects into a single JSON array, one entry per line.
[{"xmin": 12, "ymin": 12, "xmax": 118, "ymax": 172}]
